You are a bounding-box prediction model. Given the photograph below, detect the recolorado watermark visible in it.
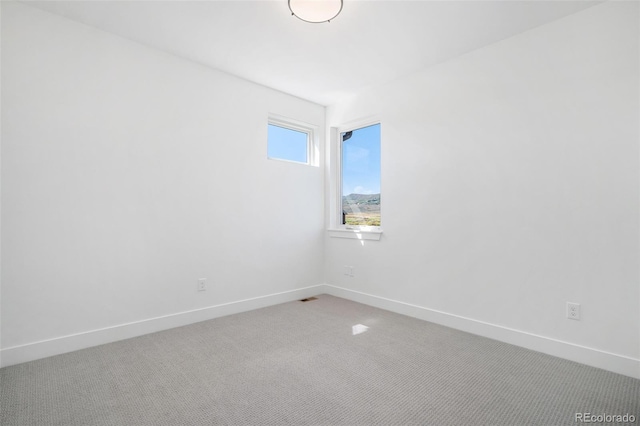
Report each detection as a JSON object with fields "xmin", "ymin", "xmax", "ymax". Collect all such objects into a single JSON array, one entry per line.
[{"xmin": 575, "ymin": 413, "xmax": 636, "ymax": 423}]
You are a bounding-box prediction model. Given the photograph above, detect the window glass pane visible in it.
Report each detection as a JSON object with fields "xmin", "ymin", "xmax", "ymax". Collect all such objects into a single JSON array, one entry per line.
[
  {"xmin": 342, "ymin": 123, "xmax": 381, "ymax": 226},
  {"xmin": 268, "ymin": 124, "xmax": 308, "ymax": 163}
]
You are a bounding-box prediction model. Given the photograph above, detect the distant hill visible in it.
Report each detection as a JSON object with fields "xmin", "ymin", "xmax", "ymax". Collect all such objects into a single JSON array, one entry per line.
[{"xmin": 342, "ymin": 193, "xmax": 380, "ymax": 213}]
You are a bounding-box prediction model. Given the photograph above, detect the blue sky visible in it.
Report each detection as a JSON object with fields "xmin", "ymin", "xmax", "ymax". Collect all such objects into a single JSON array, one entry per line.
[
  {"xmin": 342, "ymin": 123, "xmax": 381, "ymax": 196},
  {"xmin": 268, "ymin": 122, "xmax": 381, "ymax": 196},
  {"xmin": 267, "ymin": 124, "xmax": 308, "ymax": 163}
]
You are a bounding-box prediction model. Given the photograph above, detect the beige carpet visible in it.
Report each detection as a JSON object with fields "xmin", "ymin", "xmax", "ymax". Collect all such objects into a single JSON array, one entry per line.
[{"xmin": 1, "ymin": 294, "xmax": 638, "ymax": 425}]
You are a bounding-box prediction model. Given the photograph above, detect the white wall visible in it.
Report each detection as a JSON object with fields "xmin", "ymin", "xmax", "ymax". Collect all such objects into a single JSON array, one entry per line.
[
  {"xmin": 325, "ymin": 1, "xmax": 639, "ymax": 376},
  {"xmin": 1, "ymin": 2, "xmax": 325, "ymax": 364}
]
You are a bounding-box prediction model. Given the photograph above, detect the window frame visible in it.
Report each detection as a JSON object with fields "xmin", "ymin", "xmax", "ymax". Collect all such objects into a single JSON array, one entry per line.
[
  {"xmin": 268, "ymin": 114, "xmax": 319, "ymax": 167},
  {"xmin": 329, "ymin": 117, "xmax": 382, "ymax": 239}
]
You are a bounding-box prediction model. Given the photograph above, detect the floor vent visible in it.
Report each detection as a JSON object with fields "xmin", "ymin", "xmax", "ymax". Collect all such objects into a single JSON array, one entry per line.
[{"xmin": 299, "ymin": 297, "xmax": 318, "ymax": 302}]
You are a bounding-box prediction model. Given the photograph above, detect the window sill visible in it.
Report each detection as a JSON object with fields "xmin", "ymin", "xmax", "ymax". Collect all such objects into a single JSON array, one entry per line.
[{"xmin": 328, "ymin": 228, "xmax": 383, "ymax": 241}]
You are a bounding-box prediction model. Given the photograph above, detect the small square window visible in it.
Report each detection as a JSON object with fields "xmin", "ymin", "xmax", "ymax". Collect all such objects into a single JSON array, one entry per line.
[{"xmin": 267, "ymin": 116, "xmax": 316, "ymax": 165}]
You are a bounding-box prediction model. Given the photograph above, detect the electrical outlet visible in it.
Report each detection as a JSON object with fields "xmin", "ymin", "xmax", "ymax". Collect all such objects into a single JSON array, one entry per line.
[
  {"xmin": 567, "ymin": 302, "xmax": 580, "ymax": 320},
  {"xmin": 343, "ymin": 266, "xmax": 354, "ymax": 277},
  {"xmin": 197, "ymin": 278, "xmax": 206, "ymax": 292}
]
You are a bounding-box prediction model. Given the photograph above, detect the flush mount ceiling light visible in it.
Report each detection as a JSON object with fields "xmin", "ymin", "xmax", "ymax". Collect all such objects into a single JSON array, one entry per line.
[{"xmin": 289, "ymin": 0, "xmax": 343, "ymax": 23}]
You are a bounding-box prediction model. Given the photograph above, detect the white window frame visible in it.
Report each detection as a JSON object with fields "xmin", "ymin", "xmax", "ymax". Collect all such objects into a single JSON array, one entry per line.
[
  {"xmin": 268, "ymin": 114, "xmax": 319, "ymax": 167},
  {"xmin": 328, "ymin": 117, "xmax": 382, "ymax": 240}
]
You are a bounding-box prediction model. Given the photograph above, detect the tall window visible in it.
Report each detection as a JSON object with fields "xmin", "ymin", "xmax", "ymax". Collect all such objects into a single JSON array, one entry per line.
[{"xmin": 341, "ymin": 123, "xmax": 381, "ymax": 227}]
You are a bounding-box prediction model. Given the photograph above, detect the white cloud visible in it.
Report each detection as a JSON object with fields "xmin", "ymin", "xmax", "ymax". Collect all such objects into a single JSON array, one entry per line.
[
  {"xmin": 352, "ymin": 186, "xmax": 374, "ymax": 195},
  {"xmin": 345, "ymin": 146, "xmax": 369, "ymax": 162}
]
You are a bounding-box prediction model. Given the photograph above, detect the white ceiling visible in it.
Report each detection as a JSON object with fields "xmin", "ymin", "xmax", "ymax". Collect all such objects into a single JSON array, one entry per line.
[{"xmin": 25, "ymin": 0, "xmax": 601, "ymax": 106}]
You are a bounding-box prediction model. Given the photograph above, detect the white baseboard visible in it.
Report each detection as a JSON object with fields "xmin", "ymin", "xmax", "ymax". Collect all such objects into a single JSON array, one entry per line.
[
  {"xmin": 322, "ymin": 284, "xmax": 640, "ymax": 379},
  {"xmin": 0, "ymin": 285, "xmax": 324, "ymax": 368},
  {"xmin": 4, "ymin": 283, "xmax": 638, "ymax": 379}
]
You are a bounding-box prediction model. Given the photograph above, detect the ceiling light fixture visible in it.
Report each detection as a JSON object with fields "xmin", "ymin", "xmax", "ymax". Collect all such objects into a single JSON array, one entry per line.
[{"xmin": 289, "ymin": 0, "xmax": 343, "ymax": 23}]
